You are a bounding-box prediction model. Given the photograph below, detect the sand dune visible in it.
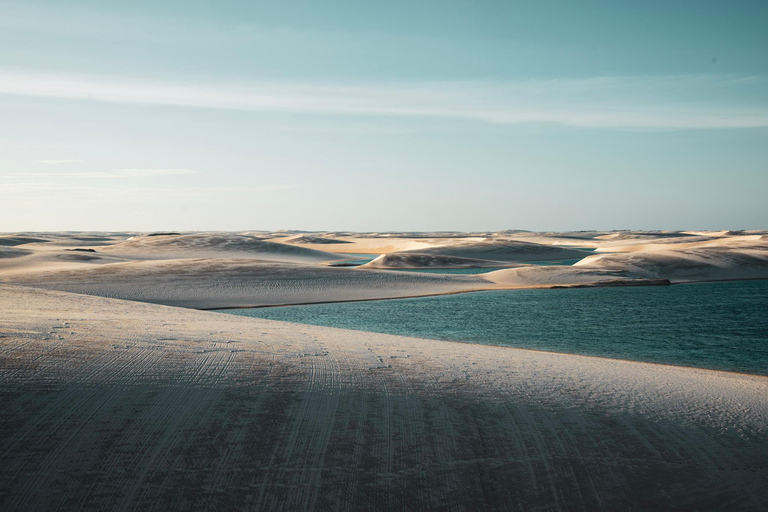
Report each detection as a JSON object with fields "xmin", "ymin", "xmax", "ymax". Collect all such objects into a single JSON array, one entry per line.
[
  {"xmin": 483, "ymin": 265, "xmax": 669, "ymax": 287},
  {"xmin": 577, "ymin": 242, "xmax": 768, "ymax": 282},
  {"xmin": 3, "ymin": 232, "xmax": 766, "ymax": 304},
  {"xmin": 288, "ymin": 235, "xmax": 352, "ymax": 244},
  {"xmin": 362, "ymin": 252, "xmax": 516, "ymax": 269},
  {"xmin": 0, "ymin": 235, "xmax": 48, "ymax": 246},
  {"xmin": 402, "ymin": 238, "xmax": 592, "ymax": 263},
  {"xmin": 101, "ymin": 233, "xmax": 344, "ymax": 264},
  {"xmin": 1, "ymin": 284, "xmax": 766, "ymax": 510},
  {"xmin": 0, "ymin": 248, "xmax": 132, "ymax": 276},
  {"xmin": 0, "ymin": 258, "xmax": 490, "ymax": 308},
  {"xmin": 272, "ymin": 235, "xmax": 449, "ymax": 254},
  {"xmin": 0, "ymin": 247, "xmax": 33, "ymax": 259}
]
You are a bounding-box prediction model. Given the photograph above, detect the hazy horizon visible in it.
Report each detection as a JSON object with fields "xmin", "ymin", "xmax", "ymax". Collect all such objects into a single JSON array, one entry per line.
[{"xmin": 2, "ymin": 1, "xmax": 767, "ymax": 231}]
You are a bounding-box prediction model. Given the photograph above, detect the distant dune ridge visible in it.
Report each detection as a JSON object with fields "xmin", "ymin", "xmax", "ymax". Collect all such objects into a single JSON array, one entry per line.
[
  {"xmin": 1, "ymin": 230, "xmax": 767, "ymax": 308},
  {"xmin": 288, "ymin": 235, "xmax": 352, "ymax": 244},
  {"xmin": 101, "ymin": 233, "xmax": 344, "ymax": 263}
]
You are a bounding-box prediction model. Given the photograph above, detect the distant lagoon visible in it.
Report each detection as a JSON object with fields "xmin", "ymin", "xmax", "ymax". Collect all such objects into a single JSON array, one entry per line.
[{"xmin": 224, "ymin": 279, "xmax": 768, "ymax": 375}]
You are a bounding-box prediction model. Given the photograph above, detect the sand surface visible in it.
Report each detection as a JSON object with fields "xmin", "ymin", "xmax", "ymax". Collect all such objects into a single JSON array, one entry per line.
[
  {"xmin": 0, "ymin": 258, "xmax": 490, "ymax": 308},
  {"xmin": 2, "ymin": 231, "xmax": 766, "ymax": 309},
  {"xmin": 362, "ymin": 252, "xmax": 518, "ymax": 269},
  {"xmin": 399, "ymin": 238, "xmax": 592, "ymax": 263},
  {"xmin": 2, "ymin": 284, "xmax": 767, "ymax": 510},
  {"xmin": 100, "ymin": 233, "xmax": 345, "ymax": 264}
]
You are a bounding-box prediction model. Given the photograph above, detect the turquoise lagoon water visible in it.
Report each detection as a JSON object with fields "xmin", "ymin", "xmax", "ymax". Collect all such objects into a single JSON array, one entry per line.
[{"xmin": 224, "ymin": 280, "xmax": 768, "ymax": 375}]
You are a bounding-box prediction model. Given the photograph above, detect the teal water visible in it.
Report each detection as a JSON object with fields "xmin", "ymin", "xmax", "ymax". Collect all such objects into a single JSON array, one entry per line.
[
  {"xmin": 224, "ymin": 280, "xmax": 768, "ymax": 375},
  {"xmin": 386, "ymin": 267, "xmax": 506, "ymax": 274},
  {"xmin": 373, "ymin": 258, "xmax": 585, "ymax": 274},
  {"xmin": 526, "ymin": 258, "xmax": 585, "ymax": 266},
  {"xmin": 329, "ymin": 254, "xmax": 378, "ymax": 266}
]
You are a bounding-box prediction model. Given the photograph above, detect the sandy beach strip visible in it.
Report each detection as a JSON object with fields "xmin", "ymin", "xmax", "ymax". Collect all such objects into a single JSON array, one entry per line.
[{"xmin": 1, "ymin": 284, "xmax": 767, "ymax": 510}]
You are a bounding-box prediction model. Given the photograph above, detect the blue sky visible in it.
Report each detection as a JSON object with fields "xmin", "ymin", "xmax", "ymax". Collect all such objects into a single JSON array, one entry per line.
[{"xmin": 1, "ymin": 0, "xmax": 767, "ymax": 231}]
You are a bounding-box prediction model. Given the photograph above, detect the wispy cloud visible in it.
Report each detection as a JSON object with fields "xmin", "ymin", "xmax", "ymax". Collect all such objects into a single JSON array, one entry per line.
[
  {"xmin": 35, "ymin": 159, "xmax": 84, "ymax": 164},
  {"xmin": 9, "ymin": 168, "xmax": 199, "ymax": 179},
  {"xmin": 1, "ymin": 71, "xmax": 767, "ymax": 129}
]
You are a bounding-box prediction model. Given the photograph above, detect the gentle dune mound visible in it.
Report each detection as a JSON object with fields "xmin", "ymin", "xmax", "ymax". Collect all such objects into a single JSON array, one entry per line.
[
  {"xmin": 595, "ymin": 231, "xmax": 699, "ymax": 240},
  {"xmin": 0, "ymin": 249, "xmax": 131, "ymax": 276},
  {"xmin": 404, "ymin": 238, "xmax": 591, "ymax": 263},
  {"xmin": 1, "ymin": 285, "xmax": 767, "ymax": 510},
  {"xmin": 101, "ymin": 233, "xmax": 343, "ymax": 264},
  {"xmin": 1, "ymin": 258, "xmax": 490, "ymax": 308},
  {"xmin": 0, "ymin": 247, "xmax": 33, "ymax": 259},
  {"xmin": 274, "ymin": 235, "xmax": 436, "ymax": 254},
  {"xmin": 362, "ymin": 252, "xmax": 514, "ymax": 269},
  {"xmin": 576, "ymin": 244, "xmax": 768, "ymax": 282},
  {"xmin": 483, "ymin": 265, "xmax": 668, "ymax": 287},
  {"xmin": 289, "ymin": 235, "xmax": 352, "ymax": 244},
  {"xmin": 0, "ymin": 236, "xmax": 47, "ymax": 246}
]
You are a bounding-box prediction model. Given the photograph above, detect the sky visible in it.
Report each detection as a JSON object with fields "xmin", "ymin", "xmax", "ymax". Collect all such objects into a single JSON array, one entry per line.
[{"xmin": 1, "ymin": 0, "xmax": 767, "ymax": 232}]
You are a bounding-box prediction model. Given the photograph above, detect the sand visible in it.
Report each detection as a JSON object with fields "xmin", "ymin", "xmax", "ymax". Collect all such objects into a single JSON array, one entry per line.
[
  {"xmin": 361, "ymin": 252, "xmax": 518, "ymax": 269},
  {"xmin": 576, "ymin": 236, "xmax": 768, "ymax": 282},
  {"xmin": 2, "ymin": 232, "xmax": 767, "ymax": 309},
  {"xmin": 0, "ymin": 258, "xmax": 491, "ymax": 308},
  {"xmin": 2, "ymin": 231, "xmax": 768, "ymax": 509},
  {"xmin": 101, "ymin": 233, "xmax": 345, "ymax": 264},
  {"xmin": 1, "ymin": 285, "xmax": 766, "ymax": 510},
  {"xmin": 399, "ymin": 238, "xmax": 592, "ymax": 263}
]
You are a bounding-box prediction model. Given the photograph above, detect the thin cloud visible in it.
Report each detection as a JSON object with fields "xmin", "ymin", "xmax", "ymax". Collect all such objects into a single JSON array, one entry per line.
[
  {"xmin": 35, "ymin": 159, "xmax": 84, "ymax": 164},
  {"xmin": 8, "ymin": 168, "xmax": 199, "ymax": 179},
  {"xmin": 1, "ymin": 71, "xmax": 767, "ymax": 129}
]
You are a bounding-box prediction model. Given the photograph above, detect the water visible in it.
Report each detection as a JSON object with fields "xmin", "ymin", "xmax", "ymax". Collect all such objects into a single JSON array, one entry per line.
[
  {"xmin": 385, "ymin": 267, "xmax": 506, "ymax": 275},
  {"xmin": 386, "ymin": 259, "xmax": 585, "ymax": 274},
  {"xmin": 526, "ymin": 258, "xmax": 585, "ymax": 266},
  {"xmin": 329, "ymin": 254, "xmax": 378, "ymax": 266},
  {"xmin": 223, "ymin": 280, "xmax": 768, "ymax": 375}
]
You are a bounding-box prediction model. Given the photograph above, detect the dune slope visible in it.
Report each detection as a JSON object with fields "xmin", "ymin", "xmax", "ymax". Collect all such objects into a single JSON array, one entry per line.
[
  {"xmin": 404, "ymin": 238, "xmax": 591, "ymax": 263},
  {"xmin": 101, "ymin": 233, "xmax": 344, "ymax": 264},
  {"xmin": 577, "ymin": 243, "xmax": 768, "ymax": 282},
  {"xmin": 362, "ymin": 252, "xmax": 515, "ymax": 269},
  {"xmin": 0, "ymin": 259, "xmax": 491, "ymax": 308}
]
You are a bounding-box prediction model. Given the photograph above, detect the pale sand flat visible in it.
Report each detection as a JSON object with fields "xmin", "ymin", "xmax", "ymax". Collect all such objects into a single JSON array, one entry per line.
[
  {"xmin": 0, "ymin": 258, "xmax": 492, "ymax": 308},
  {"xmin": 1, "ymin": 284, "xmax": 766, "ymax": 510}
]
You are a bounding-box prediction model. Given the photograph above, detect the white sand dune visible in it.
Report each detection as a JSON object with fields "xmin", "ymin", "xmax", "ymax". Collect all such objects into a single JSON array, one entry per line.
[
  {"xmin": 101, "ymin": 233, "xmax": 344, "ymax": 264},
  {"xmin": 401, "ymin": 238, "xmax": 592, "ymax": 263},
  {"xmin": 1, "ymin": 285, "xmax": 766, "ymax": 510},
  {"xmin": 0, "ymin": 248, "xmax": 132, "ymax": 276},
  {"xmin": 362, "ymin": 252, "xmax": 516, "ymax": 269},
  {"xmin": 577, "ymin": 240, "xmax": 768, "ymax": 282},
  {"xmin": 288, "ymin": 235, "xmax": 352, "ymax": 244},
  {"xmin": 0, "ymin": 247, "xmax": 33, "ymax": 259},
  {"xmin": 0, "ymin": 258, "xmax": 490, "ymax": 308},
  {"xmin": 483, "ymin": 265, "xmax": 669, "ymax": 287},
  {"xmin": 0, "ymin": 235, "xmax": 48, "ymax": 246},
  {"xmin": 272, "ymin": 235, "xmax": 445, "ymax": 254},
  {"xmin": 4, "ymin": 232, "xmax": 766, "ymax": 305}
]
